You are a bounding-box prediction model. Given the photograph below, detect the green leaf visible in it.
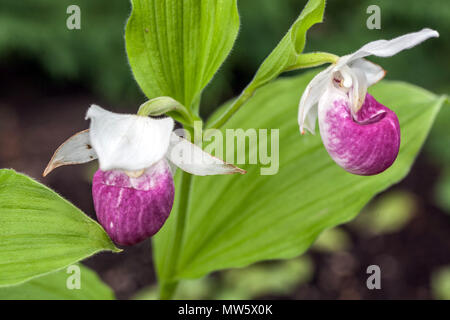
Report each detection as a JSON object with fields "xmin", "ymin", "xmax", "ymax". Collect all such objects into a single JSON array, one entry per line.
[
  {"xmin": 0, "ymin": 170, "xmax": 119, "ymax": 287},
  {"xmin": 247, "ymin": 0, "xmax": 326, "ymax": 91},
  {"xmin": 125, "ymin": 0, "xmax": 240, "ymax": 110},
  {"xmin": 0, "ymin": 264, "xmax": 114, "ymax": 300},
  {"xmin": 154, "ymin": 70, "xmax": 445, "ymax": 281}
]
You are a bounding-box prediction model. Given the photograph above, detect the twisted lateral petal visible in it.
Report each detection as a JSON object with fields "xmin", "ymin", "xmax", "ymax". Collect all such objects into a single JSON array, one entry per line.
[
  {"xmin": 298, "ymin": 66, "xmax": 333, "ymax": 134},
  {"xmin": 348, "ymin": 59, "xmax": 385, "ymax": 87},
  {"xmin": 92, "ymin": 160, "xmax": 174, "ymax": 246},
  {"xmin": 336, "ymin": 28, "xmax": 439, "ymax": 68},
  {"xmin": 167, "ymin": 133, "xmax": 246, "ymax": 176},
  {"xmin": 43, "ymin": 130, "xmax": 97, "ymax": 177},
  {"xmin": 337, "ymin": 64, "xmax": 371, "ymax": 115},
  {"xmin": 86, "ymin": 105, "xmax": 174, "ymax": 172},
  {"xmin": 318, "ymin": 85, "xmax": 400, "ymax": 176}
]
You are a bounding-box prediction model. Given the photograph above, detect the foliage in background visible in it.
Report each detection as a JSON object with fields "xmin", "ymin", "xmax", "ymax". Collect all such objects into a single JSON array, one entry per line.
[
  {"xmin": 0, "ymin": 0, "xmax": 138, "ymax": 103},
  {"xmin": 1, "ymin": 0, "xmax": 448, "ymax": 105},
  {"xmin": 431, "ymin": 266, "xmax": 450, "ymax": 300},
  {"xmin": 432, "ymin": 266, "xmax": 450, "ymax": 300},
  {"xmin": 435, "ymin": 168, "xmax": 450, "ymax": 214},
  {"xmin": 351, "ymin": 191, "xmax": 417, "ymax": 235},
  {"xmin": 134, "ymin": 257, "xmax": 314, "ymax": 300},
  {"xmin": 312, "ymin": 228, "xmax": 351, "ymax": 253}
]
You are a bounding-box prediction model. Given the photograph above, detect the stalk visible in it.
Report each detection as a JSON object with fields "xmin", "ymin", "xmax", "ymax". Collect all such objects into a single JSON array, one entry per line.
[
  {"xmin": 207, "ymin": 52, "xmax": 338, "ymax": 131},
  {"xmin": 158, "ymin": 142, "xmax": 194, "ymax": 299}
]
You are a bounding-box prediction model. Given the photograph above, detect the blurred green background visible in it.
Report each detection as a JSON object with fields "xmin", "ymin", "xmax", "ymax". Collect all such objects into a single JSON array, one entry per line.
[
  {"xmin": 1, "ymin": 1, "xmax": 448, "ymax": 102},
  {"xmin": 0, "ymin": 0, "xmax": 449, "ymax": 299}
]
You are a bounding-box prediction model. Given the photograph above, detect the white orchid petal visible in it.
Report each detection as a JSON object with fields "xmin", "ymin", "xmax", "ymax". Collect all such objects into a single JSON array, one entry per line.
[
  {"xmin": 86, "ymin": 105, "xmax": 174, "ymax": 171},
  {"xmin": 303, "ymin": 106, "xmax": 318, "ymax": 135},
  {"xmin": 337, "ymin": 28, "xmax": 439, "ymax": 68},
  {"xmin": 317, "ymin": 79, "xmax": 350, "ymax": 153},
  {"xmin": 349, "ymin": 58, "xmax": 385, "ymax": 86},
  {"xmin": 298, "ymin": 66, "xmax": 333, "ymax": 134},
  {"xmin": 166, "ymin": 133, "xmax": 246, "ymax": 176},
  {"xmin": 332, "ymin": 64, "xmax": 368, "ymax": 114},
  {"xmin": 338, "ymin": 66, "xmax": 353, "ymax": 88},
  {"xmin": 166, "ymin": 160, "xmax": 178, "ymax": 176},
  {"xmin": 43, "ymin": 129, "xmax": 97, "ymax": 177},
  {"xmin": 346, "ymin": 65, "xmax": 368, "ymax": 114}
]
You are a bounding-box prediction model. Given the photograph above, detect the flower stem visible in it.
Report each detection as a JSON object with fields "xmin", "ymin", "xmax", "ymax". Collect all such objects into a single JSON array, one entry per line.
[
  {"xmin": 158, "ymin": 169, "xmax": 193, "ymax": 300},
  {"xmin": 207, "ymin": 52, "xmax": 338, "ymax": 131},
  {"xmin": 206, "ymin": 86, "xmax": 255, "ymax": 131},
  {"xmin": 159, "ymin": 281, "xmax": 179, "ymax": 300}
]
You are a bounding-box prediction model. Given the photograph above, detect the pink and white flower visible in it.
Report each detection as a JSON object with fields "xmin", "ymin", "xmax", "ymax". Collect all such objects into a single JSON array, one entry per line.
[
  {"xmin": 298, "ymin": 28, "xmax": 439, "ymax": 175},
  {"xmin": 44, "ymin": 105, "xmax": 245, "ymax": 245}
]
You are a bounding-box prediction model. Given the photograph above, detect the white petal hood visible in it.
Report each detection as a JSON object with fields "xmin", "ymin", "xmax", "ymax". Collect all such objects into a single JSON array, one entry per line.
[
  {"xmin": 44, "ymin": 106, "xmax": 246, "ymax": 177},
  {"xmin": 298, "ymin": 28, "xmax": 439, "ymax": 134},
  {"xmin": 86, "ymin": 105, "xmax": 174, "ymax": 171}
]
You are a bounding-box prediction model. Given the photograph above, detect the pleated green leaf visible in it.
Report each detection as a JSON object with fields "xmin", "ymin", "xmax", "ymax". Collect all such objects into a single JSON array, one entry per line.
[
  {"xmin": 125, "ymin": 0, "xmax": 240, "ymax": 109},
  {"xmin": 0, "ymin": 264, "xmax": 114, "ymax": 300},
  {"xmin": 0, "ymin": 170, "xmax": 119, "ymax": 287},
  {"xmin": 154, "ymin": 71, "xmax": 446, "ymax": 281}
]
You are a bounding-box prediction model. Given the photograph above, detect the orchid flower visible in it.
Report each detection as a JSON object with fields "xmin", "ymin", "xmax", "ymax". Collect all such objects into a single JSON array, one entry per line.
[
  {"xmin": 298, "ymin": 28, "xmax": 439, "ymax": 175},
  {"xmin": 44, "ymin": 105, "xmax": 245, "ymax": 246}
]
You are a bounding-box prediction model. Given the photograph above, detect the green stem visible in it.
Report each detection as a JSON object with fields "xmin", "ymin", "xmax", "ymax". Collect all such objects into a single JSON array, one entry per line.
[
  {"xmin": 158, "ymin": 170, "xmax": 193, "ymax": 300},
  {"xmin": 159, "ymin": 281, "xmax": 179, "ymax": 300},
  {"xmin": 206, "ymin": 86, "xmax": 255, "ymax": 131},
  {"xmin": 207, "ymin": 52, "xmax": 338, "ymax": 131}
]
